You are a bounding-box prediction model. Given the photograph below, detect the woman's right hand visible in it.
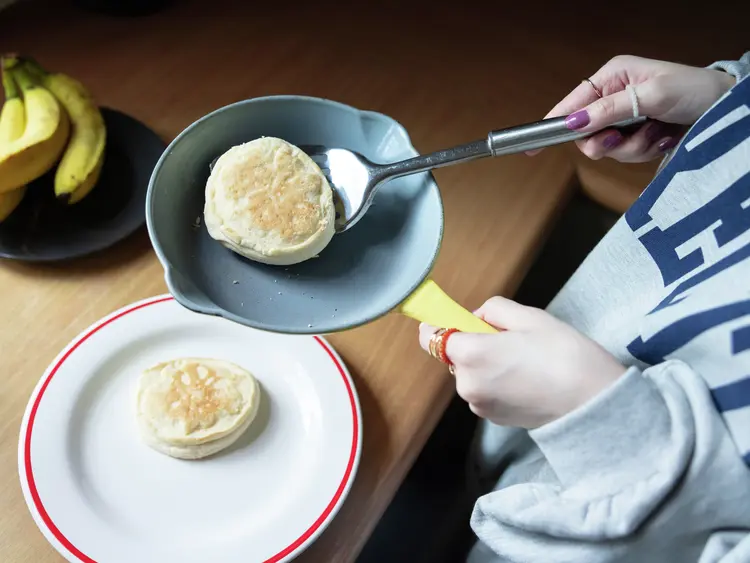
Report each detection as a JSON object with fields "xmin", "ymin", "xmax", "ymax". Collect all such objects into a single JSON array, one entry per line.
[{"xmin": 532, "ymin": 55, "xmax": 736, "ymax": 162}]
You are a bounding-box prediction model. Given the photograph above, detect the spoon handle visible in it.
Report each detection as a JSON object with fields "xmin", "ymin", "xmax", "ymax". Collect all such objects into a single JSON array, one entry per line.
[
  {"xmin": 372, "ymin": 138, "xmax": 491, "ymax": 183},
  {"xmin": 373, "ymin": 115, "xmax": 647, "ymax": 183},
  {"xmin": 488, "ymin": 115, "xmax": 647, "ymax": 156}
]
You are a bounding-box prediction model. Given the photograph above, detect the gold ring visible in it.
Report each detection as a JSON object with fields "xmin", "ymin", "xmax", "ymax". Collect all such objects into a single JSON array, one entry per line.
[
  {"xmin": 428, "ymin": 327, "xmax": 460, "ymax": 368},
  {"xmin": 428, "ymin": 328, "xmax": 446, "ymax": 360},
  {"xmin": 583, "ymin": 78, "xmax": 603, "ymax": 99}
]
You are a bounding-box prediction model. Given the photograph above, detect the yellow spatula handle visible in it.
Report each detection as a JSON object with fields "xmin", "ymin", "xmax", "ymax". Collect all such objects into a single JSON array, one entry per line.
[{"xmin": 398, "ymin": 279, "xmax": 498, "ymax": 333}]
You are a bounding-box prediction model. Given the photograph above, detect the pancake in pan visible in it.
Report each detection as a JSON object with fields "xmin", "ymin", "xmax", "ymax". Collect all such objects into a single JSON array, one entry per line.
[{"xmin": 203, "ymin": 137, "xmax": 335, "ymax": 266}]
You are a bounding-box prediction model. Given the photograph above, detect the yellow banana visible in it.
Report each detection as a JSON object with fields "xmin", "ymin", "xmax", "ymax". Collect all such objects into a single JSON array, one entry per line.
[
  {"xmin": 23, "ymin": 58, "xmax": 106, "ymax": 204},
  {"xmin": 0, "ymin": 60, "xmax": 27, "ymax": 221},
  {"xmin": 0, "ymin": 64, "xmax": 25, "ymax": 143},
  {"xmin": 0, "ymin": 64, "xmax": 70, "ymax": 194}
]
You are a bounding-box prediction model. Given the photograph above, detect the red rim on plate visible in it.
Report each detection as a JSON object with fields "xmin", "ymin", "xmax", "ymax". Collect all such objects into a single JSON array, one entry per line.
[{"xmin": 20, "ymin": 296, "xmax": 360, "ymax": 563}]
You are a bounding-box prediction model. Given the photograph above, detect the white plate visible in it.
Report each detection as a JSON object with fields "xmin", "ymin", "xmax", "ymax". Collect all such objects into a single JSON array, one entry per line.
[{"xmin": 18, "ymin": 295, "xmax": 362, "ymax": 563}]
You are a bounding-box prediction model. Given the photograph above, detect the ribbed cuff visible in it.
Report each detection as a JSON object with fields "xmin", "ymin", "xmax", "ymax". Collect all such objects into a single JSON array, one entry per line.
[{"xmin": 708, "ymin": 51, "xmax": 750, "ymax": 83}]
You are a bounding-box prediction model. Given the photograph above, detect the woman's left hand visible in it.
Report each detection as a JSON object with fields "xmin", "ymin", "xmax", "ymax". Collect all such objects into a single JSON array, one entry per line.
[{"xmin": 419, "ymin": 296, "xmax": 627, "ymax": 428}]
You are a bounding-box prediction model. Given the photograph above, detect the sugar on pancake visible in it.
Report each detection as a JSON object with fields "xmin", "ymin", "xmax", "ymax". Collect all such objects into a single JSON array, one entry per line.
[
  {"xmin": 136, "ymin": 357, "xmax": 260, "ymax": 460},
  {"xmin": 203, "ymin": 137, "xmax": 335, "ymax": 265}
]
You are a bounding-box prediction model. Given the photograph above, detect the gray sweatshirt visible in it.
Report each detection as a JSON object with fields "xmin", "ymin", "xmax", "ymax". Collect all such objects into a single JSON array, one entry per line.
[{"xmin": 468, "ymin": 52, "xmax": 750, "ymax": 563}]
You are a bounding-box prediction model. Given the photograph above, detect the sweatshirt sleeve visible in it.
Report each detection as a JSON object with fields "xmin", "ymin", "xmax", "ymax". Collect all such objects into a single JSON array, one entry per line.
[
  {"xmin": 708, "ymin": 51, "xmax": 750, "ymax": 82},
  {"xmin": 699, "ymin": 532, "xmax": 750, "ymax": 563},
  {"xmin": 469, "ymin": 361, "xmax": 750, "ymax": 563}
]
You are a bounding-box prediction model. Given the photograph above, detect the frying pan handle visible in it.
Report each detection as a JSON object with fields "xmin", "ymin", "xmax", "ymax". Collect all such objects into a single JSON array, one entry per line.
[
  {"xmin": 398, "ymin": 279, "xmax": 497, "ymax": 333},
  {"xmin": 488, "ymin": 115, "xmax": 647, "ymax": 156},
  {"xmin": 164, "ymin": 267, "xmax": 222, "ymax": 317}
]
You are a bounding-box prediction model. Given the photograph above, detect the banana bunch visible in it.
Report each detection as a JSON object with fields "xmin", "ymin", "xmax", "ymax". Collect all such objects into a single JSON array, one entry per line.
[
  {"xmin": 0, "ymin": 55, "xmax": 107, "ymax": 223},
  {"xmin": 0, "ymin": 61, "xmax": 27, "ymax": 222}
]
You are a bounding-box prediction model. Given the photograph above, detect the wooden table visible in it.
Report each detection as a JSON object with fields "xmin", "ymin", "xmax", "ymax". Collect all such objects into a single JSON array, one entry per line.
[{"xmin": 0, "ymin": 1, "xmax": 588, "ymax": 561}]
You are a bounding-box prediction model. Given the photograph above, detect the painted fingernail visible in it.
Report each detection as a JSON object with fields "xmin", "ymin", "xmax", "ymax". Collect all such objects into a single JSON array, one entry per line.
[
  {"xmin": 658, "ymin": 137, "xmax": 679, "ymax": 152},
  {"xmin": 565, "ymin": 109, "xmax": 590, "ymax": 130},
  {"xmin": 602, "ymin": 132, "xmax": 624, "ymax": 150},
  {"xmin": 645, "ymin": 122, "xmax": 667, "ymax": 144}
]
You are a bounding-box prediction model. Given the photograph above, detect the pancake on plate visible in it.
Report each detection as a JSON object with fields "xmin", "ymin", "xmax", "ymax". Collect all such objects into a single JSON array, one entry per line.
[
  {"xmin": 204, "ymin": 137, "xmax": 335, "ymax": 266},
  {"xmin": 136, "ymin": 357, "xmax": 260, "ymax": 460}
]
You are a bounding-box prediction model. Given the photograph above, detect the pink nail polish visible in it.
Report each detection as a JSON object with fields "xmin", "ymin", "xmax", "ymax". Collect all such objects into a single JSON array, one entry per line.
[
  {"xmin": 659, "ymin": 137, "xmax": 679, "ymax": 151},
  {"xmin": 646, "ymin": 122, "xmax": 668, "ymax": 145},
  {"xmin": 565, "ymin": 110, "xmax": 590, "ymax": 130},
  {"xmin": 602, "ymin": 132, "xmax": 623, "ymax": 150}
]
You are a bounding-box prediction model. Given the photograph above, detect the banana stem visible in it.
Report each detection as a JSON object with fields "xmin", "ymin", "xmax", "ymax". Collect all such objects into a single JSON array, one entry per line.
[
  {"xmin": 0, "ymin": 54, "xmax": 18, "ymax": 70},
  {"xmin": 1, "ymin": 67, "xmax": 19, "ymax": 100},
  {"xmin": 20, "ymin": 57, "xmax": 48, "ymax": 80},
  {"xmin": 12, "ymin": 66, "xmax": 37, "ymax": 91}
]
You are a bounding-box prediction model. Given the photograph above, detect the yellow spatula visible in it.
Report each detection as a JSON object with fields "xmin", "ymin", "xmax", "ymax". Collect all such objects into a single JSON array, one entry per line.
[{"xmin": 398, "ymin": 279, "xmax": 498, "ymax": 333}]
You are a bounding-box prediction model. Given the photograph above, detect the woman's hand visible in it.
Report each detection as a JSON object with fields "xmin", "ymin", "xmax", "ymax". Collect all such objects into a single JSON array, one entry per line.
[
  {"xmin": 531, "ymin": 54, "xmax": 736, "ymax": 163},
  {"xmin": 418, "ymin": 297, "xmax": 627, "ymax": 429}
]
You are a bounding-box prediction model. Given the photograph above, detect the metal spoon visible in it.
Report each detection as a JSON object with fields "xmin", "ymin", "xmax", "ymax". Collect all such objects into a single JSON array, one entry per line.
[{"xmin": 301, "ymin": 115, "xmax": 646, "ymax": 232}]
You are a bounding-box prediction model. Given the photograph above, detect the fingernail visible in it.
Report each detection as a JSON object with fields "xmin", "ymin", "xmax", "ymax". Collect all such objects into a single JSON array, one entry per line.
[
  {"xmin": 658, "ymin": 137, "xmax": 679, "ymax": 152},
  {"xmin": 565, "ymin": 109, "xmax": 590, "ymax": 130},
  {"xmin": 602, "ymin": 132, "xmax": 623, "ymax": 150},
  {"xmin": 645, "ymin": 122, "xmax": 667, "ymax": 145}
]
